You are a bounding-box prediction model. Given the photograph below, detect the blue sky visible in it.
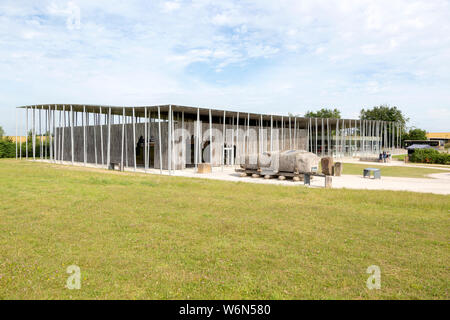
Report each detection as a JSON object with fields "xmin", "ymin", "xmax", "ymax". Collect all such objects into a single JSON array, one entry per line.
[{"xmin": 1, "ymin": 0, "xmax": 450, "ymax": 135}]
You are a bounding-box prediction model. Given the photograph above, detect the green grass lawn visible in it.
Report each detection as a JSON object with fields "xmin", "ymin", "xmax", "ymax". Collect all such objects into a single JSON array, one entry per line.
[
  {"xmin": 0, "ymin": 159, "xmax": 448, "ymax": 299},
  {"xmin": 392, "ymin": 154, "xmax": 407, "ymax": 161},
  {"xmin": 341, "ymin": 163, "xmax": 446, "ymax": 178}
]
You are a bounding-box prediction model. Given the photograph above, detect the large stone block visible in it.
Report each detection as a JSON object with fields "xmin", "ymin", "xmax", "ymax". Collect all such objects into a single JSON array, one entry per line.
[
  {"xmin": 278, "ymin": 150, "xmax": 320, "ymax": 174},
  {"xmin": 197, "ymin": 163, "xmax": 212, "ymax": 173},
  {"xmin": 321, "ymin": 157, "xmax": 334, "ymax": 176}
]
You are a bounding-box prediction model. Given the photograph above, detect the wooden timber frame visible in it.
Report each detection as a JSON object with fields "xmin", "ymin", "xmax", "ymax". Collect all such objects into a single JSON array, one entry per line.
[{"xmin": 15, "ymin": 104, "xmax": 401, "ymax": 172}]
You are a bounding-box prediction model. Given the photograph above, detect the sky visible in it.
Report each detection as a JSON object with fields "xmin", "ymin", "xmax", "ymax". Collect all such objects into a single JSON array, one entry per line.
[{"xmin": 1, "ymin": 0, "xmax": 450, "ymax": 135}]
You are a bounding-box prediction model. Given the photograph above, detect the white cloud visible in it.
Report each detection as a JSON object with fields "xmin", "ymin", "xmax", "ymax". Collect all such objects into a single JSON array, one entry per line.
[{"xmin": 0, "ymin": 0, "xmax": 449, "ymax": 135}]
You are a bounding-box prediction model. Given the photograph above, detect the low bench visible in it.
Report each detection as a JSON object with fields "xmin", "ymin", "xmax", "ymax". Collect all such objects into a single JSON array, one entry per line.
[
  {"xmin": 108, "ymin": 162, "xmax": 123, "ymax": 171},
  {"xmin": 304, "ymin": 173, "xmax": 332, "ymax": 188},
  {"xmin": 363, "ymin": 168, "xmax": 381, "ymax": 179}
]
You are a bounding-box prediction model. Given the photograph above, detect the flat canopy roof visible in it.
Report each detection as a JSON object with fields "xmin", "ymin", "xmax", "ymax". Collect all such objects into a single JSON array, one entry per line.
[{"xmin": 17, "ymin": 103, "xmax": 396, "ymax": 126}]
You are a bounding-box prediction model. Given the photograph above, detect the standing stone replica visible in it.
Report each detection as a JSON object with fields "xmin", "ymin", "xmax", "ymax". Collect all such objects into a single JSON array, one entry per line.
[
  {"xmin": 321, "ymin": 157, "xmax": 334, "ymax": 176},
  {"xmin": 278, "ymin": 150, "xmax": 320, "ymax": 175},
  {"xmin": 333, "ymin": 162, "xmax": 343, "ymax": 176}
]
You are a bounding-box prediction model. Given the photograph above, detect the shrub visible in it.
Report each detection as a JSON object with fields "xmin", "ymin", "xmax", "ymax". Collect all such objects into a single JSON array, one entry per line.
[
  {"xmin": 0, "ymin": 138, "xmax": 49, "ymax": 158},
  {"xmin": 409, "ymin": 148, "xmax": 450, "ymax": 165}
]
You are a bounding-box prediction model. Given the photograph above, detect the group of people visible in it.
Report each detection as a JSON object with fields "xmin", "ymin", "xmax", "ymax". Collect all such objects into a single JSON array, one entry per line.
[{"xmin": 379, "ymin": 151, "xmax": 391, "ymax": 163}]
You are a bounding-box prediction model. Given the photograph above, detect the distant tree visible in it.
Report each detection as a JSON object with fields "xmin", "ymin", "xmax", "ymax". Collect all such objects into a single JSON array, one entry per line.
[
  {"xmin": 304, "ymin": 108, "xmax": 341, "ymax": 119},
  {"xmin": 0, "ymin": 126, "xmax": 4, "ymax": 139},
  {"xmin": 360, "ymin": 105, "xmax": 408, "ymax": 130},
  {"xmin": 360, "ymin": 105, "xmax": 410, "ymax": 145},
  {"xmin": 403, "ymin": 128, "xmax": 427, "ymax": 141}
]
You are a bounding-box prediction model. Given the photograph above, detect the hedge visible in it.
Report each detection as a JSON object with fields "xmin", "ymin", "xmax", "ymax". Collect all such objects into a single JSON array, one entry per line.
[
  {"xmin": 0, "ymin": 138, "xmax": 48, "ymax": 158},
  {"xmin": 409, "ymin": 148, "xmax": 450, "ymax": 165}
]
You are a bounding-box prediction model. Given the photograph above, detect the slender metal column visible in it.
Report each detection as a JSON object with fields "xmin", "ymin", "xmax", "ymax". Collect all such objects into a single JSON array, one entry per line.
[
  {"xmin": 321, "ymin": 118, "xmax": 324, "ymax": 156},
  {"xmin": 305, "ymin": 119, "xmax": 309, "ymax": 152},
  {"xmin": 222, "ymin": 111, "xmax": 226, "ymax": 170},
  {"xmin": 236, "ymin": 112, "xmax": 240, "ymax": 163},
  {"xmin": 144, "ymin": 107, "xmax": 148, "ymax": 172},
  {"xmin": 93, "ymin": 112, "xmax": 98, "ymax": 166},
  {"xmin": 270, "ymin": 115, "xmax": 273, "ymax": 152},
  {"xmin": 132, "ymin": 107, "xmax": 136, "ymax": 172},
  {"xmin": 19, "ymin": 108, "xmax": 22, "ymax": 159},
  {"xmin": 195, "ymin": 108, "xmax": 199, "ymax": 168},
  {"xmin": 99, "ymin": 107, "xmax": 104, "ymax": 167},
  {"xmin": 70, "ymin": 105, "xmax": 74, "ymax": 164},
  {"xmin": 15, "ymin": 108, "xmax": 18, "ymax": 159},
  {"xmin": 181, "ymin": 111, "xmax": 184, "ymax": 168},
  {"xmin": 59, "ymin": 105, "xmax": 66, "ymax": 163},
  {"xmin": 247, "ymin": 113, "xmax": 250, "ymax": 155},
  {"xmin": 107, "ymin": 107, "xmax": 111, "ymax": 167},
  {"xmin": 335, "ymin": 119, "xmax": 339, "ymax": 157},
  {"xmin": 39, "ymin": 106, "xmax": 42, "ymax": 160},
  {"xmin": 295, "ymin": 117, "xmax": 299, "ymax": 149},
  {"xmin": 167, "ymin": 106, "xmax": 172, "ymax": 173},
  {"xmin": 157, "ymin": 106, "xmax": 162, "ymax": 174},
  {"xmin": 44, "ymin": 107, "xmax": 48, "ymax": 159},
  {"xmin": 209, "ymin": 109, "xmax": 212, "ymax": 165},
  {"xmin": 315, "ymin": 118, "xmax": 318, "ymax": 155},
  {"xmin": 32, "ymin": 106, "xmax": 36, "ymax": 160},
  {"xmin": 83, "ymin": 106, "xmax": 86, "ymax": 166},
  {"xmin": 125, "ymin": 115, "xmax": 129, "ymax": 168},
  {"xmin": 281, "ymin": 116, "xmax": 284, "ymax": 150},
  {"xmin": 25, "ymin": 106, "xmax": 29, "ymax": 159},
  {"xmin": 231, "ymin": 115, "xmax": 235, "ymax": 165},
  {"xmin": 288, "ymin": 116, "xmax": 292, "ymax": 149},
  {"xmin": 327, "ymin": 118, "xmax": 330, "ymax": 156},
  {"xmin": 121, "ymin": 107, "xmax": 125, "ymax": 170}
]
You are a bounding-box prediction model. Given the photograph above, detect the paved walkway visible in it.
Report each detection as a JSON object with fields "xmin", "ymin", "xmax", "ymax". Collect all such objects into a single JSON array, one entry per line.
[{"xmin": 35, "ymin": 160, "xmax": 450, "ymax": 195}]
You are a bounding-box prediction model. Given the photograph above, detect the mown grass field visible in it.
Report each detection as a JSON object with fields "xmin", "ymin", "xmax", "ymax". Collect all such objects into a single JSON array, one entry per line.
[
  {"xmin": 341, "ymin": 163, "xmax": 446, "ymax": 178},
  {"xmin": 0, "ymin": 159, "xmax": 448, "ymax": 299}
]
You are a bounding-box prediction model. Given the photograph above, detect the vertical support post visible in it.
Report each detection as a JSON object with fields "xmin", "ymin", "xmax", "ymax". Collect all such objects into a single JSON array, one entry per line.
[
  {"xmin": 121, "ymin": 107, "xmax": 125, "ymax": 171},
  {"xmin": 222, "ymin": 110, "xmax": 226, "ymax": 170},
  {"xmin": 167, "ymin": 106, "xmax": 172, "ymax": 173},
  {"xmin": 39, "ymin": 106, "xmax": 42, "ymax": 160},
  {"xmin": 99, "ymin": 107, "xmax": 104, "ymax": 167},
  {"xmin": 315, "ymin": 118, "xmax": 318, "ymax": 155},
  {"xmin": 247, "ymin": 113, "xmax": 250, "ymax": 156},
  {"xmin": 107, "ymin": 107, "xmax": 111, "ymax": 167},
  {"xmin": 236, "ymin": 112, "xmax": 240, "ymax": 164},
  {"xmin": 15, "ymin": 108, "xmax": 18, "ymax": 159},
  {"xmin": 209, "ymin": 109, "xmax": 212, "ymax": 165},
  {"xmin": 144, "ymin": 107, "xmax": 148, "ymax": 172},
  {"xmin": 288, "ymin": 116, "xmax": 292, "ymax": 149},
  {"xmin": 70, "ymin": 105, "xmax": 74, "ymax": 165},
  {"xmin": 270, "ymin": 115, "xmax": 273, "ymax": 152},
  {"xmin": 321, "ymin": 118, "xmax": 324, "ymax": 157},
  {"xmin": 19, "ymin": 107, "xmax": 23, "ymax": 159},
  {"xmin": 195, "ymin": 108, "xmax": 199, "ymax": 168},
  {"xmin": 335, "ymin": 119, "xmax": 340, "ymax": 157},
  {"xmin": 132, "ymin": 107, "xmax": 136, "ymax": 172},
  {"xmin": 93, "ymin": 111, "xmax": 98, "ymax": 166},
  {"xmin": 32, "ymin": 106, "xmax": 36, "ymax": 160},
  {"xmin": 327, "ymin": 118, "xmax": 330, "ymax": 156},
  {"xmin": 61, "ymin": 106, "xmax": 65, "ymax": 162},
  {"xmin": 157, "ymin": 106, "xmax": 163, "ymax": 174},
  {"xmin": 83, "ymin": 105, "xmax": 86, "ymax": 166},
  {"xmin": 306, "ymin": 119, "xmax": 310, "ymax": 152},
  {"xmin": 281, "ymin": 116, "xmax": 284, "ymax": 150},
  {"xmin": 44, "ymin": 107, "xmax": 48, "ymax": 159},
  {"xmin": 25, "ymin": 106, "xmax": 29, "ymax": 159}
]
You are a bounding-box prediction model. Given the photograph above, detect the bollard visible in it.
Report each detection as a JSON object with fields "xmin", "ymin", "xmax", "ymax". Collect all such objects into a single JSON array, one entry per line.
[{"xmin": 325, "ymin": 176, "xmax": 332, "ymax": 188}]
